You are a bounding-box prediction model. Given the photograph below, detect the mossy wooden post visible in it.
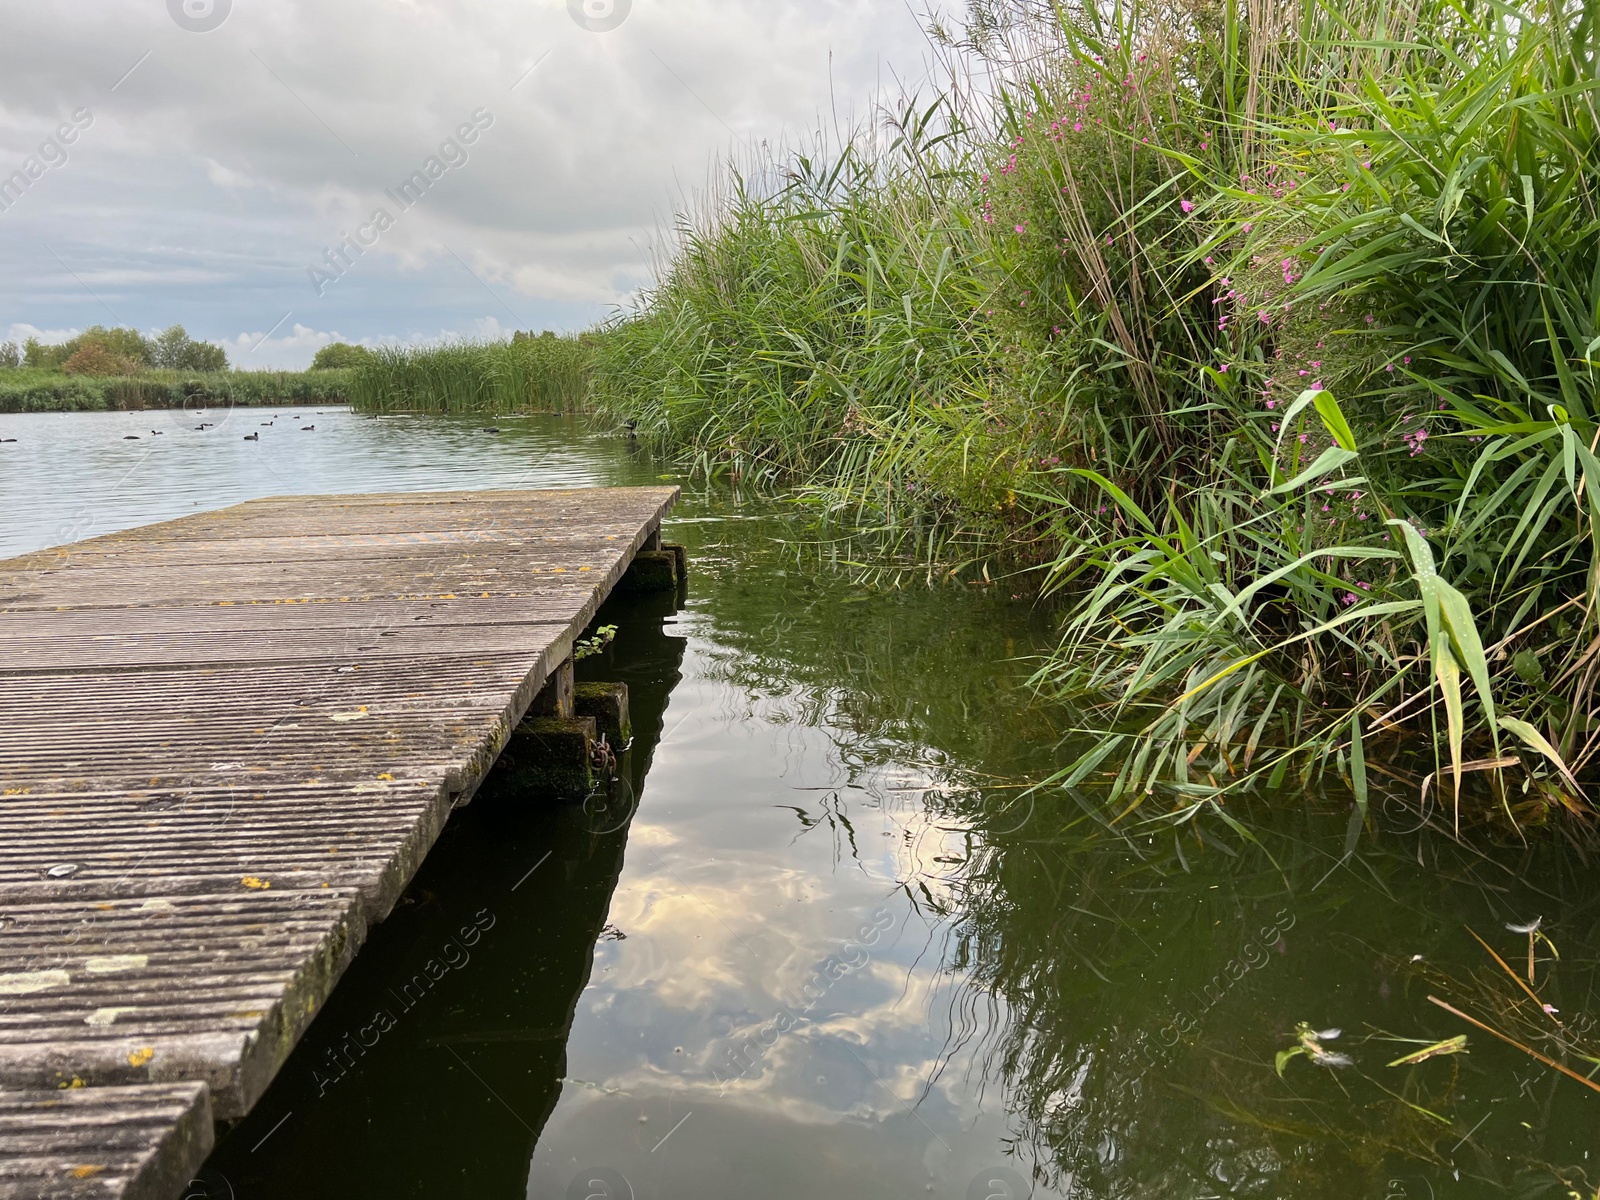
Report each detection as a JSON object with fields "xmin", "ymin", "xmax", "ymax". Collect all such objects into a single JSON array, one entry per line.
[
  {"xmin": 503, "ymin": 656, "xmax": 594, "ymax": 796},
  {"xmin": 533, "ymin": 658, "xmax": 576, "ymax": 720},
  {"xmin": 617, "ymin": 528, "xmax": 688, "ymax": 596},
  {"xmin": 575, "ymin": 681, "xmax": 631, "ymax": 746}
]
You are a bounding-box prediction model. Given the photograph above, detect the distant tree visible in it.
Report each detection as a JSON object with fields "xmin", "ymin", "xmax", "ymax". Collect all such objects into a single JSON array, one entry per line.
[
  {"xmin": 25, "ymin": 326, "xmax": 154, "ymax": 371},
  {"xmin": 181, "ymin": 339, "xmax": 228, "ymax": 371},
  {"xmin": 151, "ymin": 325, "xmax": 190, "ymax": 369},
  {"xmin": 310, "ymin": 342, "xmax": 375, "ymax": 370},
  {"xmin": 0, "ymin": 342, "xmax": 19, "ymax": 369},
  {"xmin": 15, "ymin": 325, "xmax": 225, "ymax": 372},
  {"xmin": 91, "ymin": 326, "xmax": 154, "ymax": 367},
  {"xmin": 23, "ymin": 337, "xmax": 54, "ymax": 368},
  {"xmin": 61, "ymin": 343, "xmax": 140, "ymax": 376},
  {"xmin": 151, "ymin": 325, "xmax": 229, "ymax": 371}
]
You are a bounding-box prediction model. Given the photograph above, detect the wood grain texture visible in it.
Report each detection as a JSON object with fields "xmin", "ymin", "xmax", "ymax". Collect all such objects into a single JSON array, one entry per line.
[
  {"xmin": 0, "ymin": 486, "xmax": 677, "ymax": 1195},
  {"xmin": 0, "ymin": 1083, "xmax": 212, "ymax": 1200}
]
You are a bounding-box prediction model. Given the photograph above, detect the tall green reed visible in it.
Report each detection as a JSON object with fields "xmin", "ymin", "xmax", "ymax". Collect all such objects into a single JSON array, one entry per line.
[
  {"xmin": 591, "ymin": 0, "xmax": 1600, "ymax": 818},
  {"xmin": 1027, "ymin": 0, "xmax": 1600, "ymax": 820},
  {"xmin": 347, "ymin": 336, "xmax": 593, "ymax": 414}
]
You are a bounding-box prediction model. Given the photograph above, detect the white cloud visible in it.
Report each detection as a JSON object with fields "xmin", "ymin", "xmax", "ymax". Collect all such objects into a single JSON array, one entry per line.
[
  {"xmin": 226, "ymin": 315, "xmax": 527, "ymax": 369},
  {"xmin": 5, "ymin": 322, "xmax": 84, "ymax": 345},
  {"xmin": 0, "ymin": 0, "xmax": 946, "ymax": 354}
]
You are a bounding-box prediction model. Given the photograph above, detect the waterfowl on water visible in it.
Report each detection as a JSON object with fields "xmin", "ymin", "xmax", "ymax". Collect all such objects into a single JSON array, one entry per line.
[
  {"xmin": 482, "ymin": 427, "xmax": 501, "ymax": 434},
  {"xmin": 244, "ymin": 432, "xmax": 259, "ymax": 441},
  {"xmin": 301, "ymin": 425, "xmax": 315, "ymax": 431},
  {"xmin": 123, "ymin": 435, "xmax": 140, "ymax": 440}
]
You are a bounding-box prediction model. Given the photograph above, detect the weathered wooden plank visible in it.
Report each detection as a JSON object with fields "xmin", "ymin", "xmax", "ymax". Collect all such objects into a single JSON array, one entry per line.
[
  {"xmin": 0, "ymin": 1083, "xmax": 212, "ymax": 1200},
  {"xmin": 0, "ymin": 624, "xmax": 572, "ymax": 673},
  {"xmin": 0, "ymin": 528, "xmax": 642, "ymax": 572},
  {"xmin": 0, "ymin": 594, "xmax": 599, "ymax": 638},
  {"xmin": 0, "ymin": 782, "xmax": 454, "ymax": 917},
  {"xmin": 0, "ymin": 883, "xmax": 366, "ymax": 1114},
  {"xmin": 0, "ymin": 486, "xmax": 678, "ymax": 1153}
]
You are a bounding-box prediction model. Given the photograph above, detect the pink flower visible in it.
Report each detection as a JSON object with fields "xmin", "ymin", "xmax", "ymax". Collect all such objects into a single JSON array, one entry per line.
[
  {"xmin": 1181, "ymin": 199, "xmax": 1194, "ymax": 213},
  {"xmin": 1242, "ymin": 222, "xmax": 1253, "ymax": 232},
  {"xmin": 1219, "ymin": 364, "xmax": 1229, "ymax": 372},
  {"xmin": 1074, "ymin": 121, "xmax": 1082, "ymax": 132},
  {"xmin": 1015, "ymin": 224, "xmax": 1027, "ymax": 234}
]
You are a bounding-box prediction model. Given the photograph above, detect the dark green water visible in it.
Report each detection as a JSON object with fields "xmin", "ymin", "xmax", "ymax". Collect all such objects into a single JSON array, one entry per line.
[{"xmin": 4, "ymin": 408, "xmax": 1598, "ymax": 1199}]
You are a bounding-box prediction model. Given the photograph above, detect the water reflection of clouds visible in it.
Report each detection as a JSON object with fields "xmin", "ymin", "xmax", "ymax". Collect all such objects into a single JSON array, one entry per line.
[{"xmin": 541, "ymin": 644, "xmax": 1023, "ymax": 1191}]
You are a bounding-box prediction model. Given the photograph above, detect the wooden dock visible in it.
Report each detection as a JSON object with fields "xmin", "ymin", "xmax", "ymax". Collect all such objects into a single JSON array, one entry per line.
[{"xmin": 0, "ymin": 487, "xmax": 679, "ymax": 1198}]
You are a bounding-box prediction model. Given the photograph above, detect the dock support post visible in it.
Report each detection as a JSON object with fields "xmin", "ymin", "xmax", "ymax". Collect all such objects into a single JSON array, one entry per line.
[
  {"xmin": 575, "ymin": 681, "xmax": 631, "ymax": 746},
  {"xmin": 617, "ymin": 533, "xmax": 688, "ymax": 595},
  {"xmin": 531, "ymin": 656, "xmax": 575, "ymax": 720},
  {"xmin": 500, "ymin": 656, "xmax": 594, "ymax": 796}
]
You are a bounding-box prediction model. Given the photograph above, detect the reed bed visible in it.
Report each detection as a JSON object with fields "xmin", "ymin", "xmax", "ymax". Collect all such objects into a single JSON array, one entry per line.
[
  {"xmin": 346, "ymin": 336, "xmax": 593, "ymax": 414},
  {"xmin": 590, "ymin": 0, "xmax": 1600, "ymax": 822}
]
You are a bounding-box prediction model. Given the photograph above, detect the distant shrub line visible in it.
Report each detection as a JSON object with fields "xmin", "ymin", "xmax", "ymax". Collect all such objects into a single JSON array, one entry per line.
[{"xmin": 0, "ymin": 368, "xmax": 353, "ymax": 413}]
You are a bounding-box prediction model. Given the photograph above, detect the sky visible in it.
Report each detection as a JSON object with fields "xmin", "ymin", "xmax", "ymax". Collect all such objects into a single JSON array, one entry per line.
[{"xmin": 0, "ymin": 0, "xmax": 943, "ymax": 368}]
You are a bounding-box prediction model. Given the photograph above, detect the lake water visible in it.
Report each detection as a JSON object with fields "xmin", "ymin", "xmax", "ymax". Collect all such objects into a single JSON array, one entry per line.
[{"xmin": 4, "ymin": 406, "xmax": 1597, "ymax": 1200}]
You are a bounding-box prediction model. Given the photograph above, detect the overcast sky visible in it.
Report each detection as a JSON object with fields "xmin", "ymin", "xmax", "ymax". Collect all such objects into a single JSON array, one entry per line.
[{"xmin": 0, "ymin": 1, "xmax": 943, "ymax": 368}]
